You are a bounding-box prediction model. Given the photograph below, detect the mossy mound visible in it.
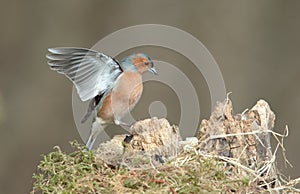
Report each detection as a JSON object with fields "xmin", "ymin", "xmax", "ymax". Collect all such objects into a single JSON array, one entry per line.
[{"xmin": 31, "ymin": 141, "xmax": 299, "ymax": 193}]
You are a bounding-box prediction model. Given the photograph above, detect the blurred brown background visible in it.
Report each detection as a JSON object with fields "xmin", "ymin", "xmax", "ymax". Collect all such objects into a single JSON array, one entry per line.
[{"xmin": 0, "ymin": 0, "xmax": 300, "ymax": 193}]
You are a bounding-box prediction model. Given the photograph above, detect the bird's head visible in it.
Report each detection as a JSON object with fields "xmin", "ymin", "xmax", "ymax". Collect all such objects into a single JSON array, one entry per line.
[{"xmin": 121, "ymin": 53, "xmax": 157, "ymax": 75}]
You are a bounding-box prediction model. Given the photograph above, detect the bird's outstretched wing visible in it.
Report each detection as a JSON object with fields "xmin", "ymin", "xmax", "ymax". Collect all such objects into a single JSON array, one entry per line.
[{"xmin": 47, "ymin": 47, "xmax": 123, "ymax": 101}]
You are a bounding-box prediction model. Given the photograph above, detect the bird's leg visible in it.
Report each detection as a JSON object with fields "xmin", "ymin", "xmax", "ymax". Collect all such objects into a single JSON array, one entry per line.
[
  {"xmin": 86, "ymin": 133, "xmax": 98, "ymax": 150},
  {"xmin": 114, "ymin": 119, "xmax": 132, "ymax": 127},
  {"xmin": 127, "ymin": 120, "xmax": 138, "ymax": 127},
  {"xmin": 86, "ymin": 118, "xmax": 106, "ymax": 150}
]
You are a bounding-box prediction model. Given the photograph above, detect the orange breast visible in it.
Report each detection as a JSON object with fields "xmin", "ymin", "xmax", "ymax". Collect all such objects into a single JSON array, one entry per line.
[
  {"xmin": 97, "ymin": 93, "xmax": 114, "ymax": 122},
  {"xmin": 97, "ymin": 72, "xmax": 143, "ymax": 122}
]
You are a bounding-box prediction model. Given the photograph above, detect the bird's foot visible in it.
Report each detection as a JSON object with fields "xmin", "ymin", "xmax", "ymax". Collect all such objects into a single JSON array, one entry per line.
[{"xmin": 123, "ymin": 134, "xmax": 134, "ymax": 143}]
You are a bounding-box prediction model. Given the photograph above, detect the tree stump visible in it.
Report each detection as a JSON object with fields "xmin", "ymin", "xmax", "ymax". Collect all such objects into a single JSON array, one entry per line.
[{"xmin": 198, "ymin": 97, "xmax": 278, "ymax": 189}]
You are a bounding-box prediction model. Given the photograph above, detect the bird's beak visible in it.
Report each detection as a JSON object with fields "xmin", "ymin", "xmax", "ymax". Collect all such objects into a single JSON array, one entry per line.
[{"xmin": 148, "ymin": 67, "xmax": 158, "ymax": 75}]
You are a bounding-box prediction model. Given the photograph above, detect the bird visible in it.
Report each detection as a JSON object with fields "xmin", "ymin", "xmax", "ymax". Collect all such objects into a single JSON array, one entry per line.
[{"xmin": 46, "ymin": 47, "xmax": 157, "ymax": 149}]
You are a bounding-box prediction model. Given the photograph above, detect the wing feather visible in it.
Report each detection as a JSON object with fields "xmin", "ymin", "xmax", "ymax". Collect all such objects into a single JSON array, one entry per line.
[{"xmin": 47, "ymin": 47, "xmax": 122, "ymax": 101}]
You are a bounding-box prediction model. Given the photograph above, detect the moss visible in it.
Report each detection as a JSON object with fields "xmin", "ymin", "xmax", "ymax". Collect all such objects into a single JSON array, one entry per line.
[
  {"xmin": 31, "ymin": 141, "xmax": 299, "ymax": 193},
  {"xmin": 31, "ymin": 141, "xmax": 111, "ymax": 193}
]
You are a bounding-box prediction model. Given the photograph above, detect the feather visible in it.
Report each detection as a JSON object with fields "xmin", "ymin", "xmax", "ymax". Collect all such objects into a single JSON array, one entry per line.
[{"xmin": 47, "ymin": 47, "xmax": 123, "ymax": 101}]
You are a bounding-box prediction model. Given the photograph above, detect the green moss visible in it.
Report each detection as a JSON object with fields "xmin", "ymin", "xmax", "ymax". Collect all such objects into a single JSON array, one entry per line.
[
  {"xmin": 31, "ymin": 141, "xmax": 299, "ymax": 193},
  {"xmin": 31, "ymin": 141, "xmax": 108, "ymax": 193},
  {"xmin": 123, "ymin": 179, "xmax": 143, "ymax": 189}
]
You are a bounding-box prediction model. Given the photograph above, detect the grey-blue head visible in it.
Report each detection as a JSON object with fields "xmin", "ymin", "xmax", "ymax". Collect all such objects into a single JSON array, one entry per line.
[{"xmin": 120, "ymin": 53, "xmax": 157, "ymax": 75}]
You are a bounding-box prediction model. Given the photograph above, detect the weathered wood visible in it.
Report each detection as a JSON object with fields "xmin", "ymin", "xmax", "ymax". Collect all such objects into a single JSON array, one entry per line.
[
  {"xmin": 198, "ymin": 97, "xmax": 278, "ymax": 188},
  {"xmin": 96, "ymin": 117, "xmax": 182, "ymax": 168}
]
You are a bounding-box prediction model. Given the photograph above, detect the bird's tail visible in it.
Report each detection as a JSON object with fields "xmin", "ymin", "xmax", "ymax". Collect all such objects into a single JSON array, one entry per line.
[
  {"xmin": 81, "ymin": 98, "xmax": 96, "ymax": 123},
  {"xmin": 81, "ymin": 110, "xmax": 93, "ymax": 124},
  {"xmin": 86, "ymin": 118, "xmax": 106, "ymax": 150},
  {"xmin": 81, "ymin": 94, "xmax": 103, "ymax": 123}
]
